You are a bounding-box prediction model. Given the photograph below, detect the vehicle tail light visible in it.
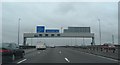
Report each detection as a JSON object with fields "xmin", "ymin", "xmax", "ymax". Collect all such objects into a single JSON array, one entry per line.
[{"xmin": 0, "ymin": 50, "xmax": 11, "ymax": 53}]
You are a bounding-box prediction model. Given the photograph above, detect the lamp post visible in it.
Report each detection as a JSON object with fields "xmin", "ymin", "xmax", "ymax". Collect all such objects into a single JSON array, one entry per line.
[
  {"xmin": 61, "ymin": 27, "xmax": 63, "ymax": 33},
  {"xmin": 112, "ymin": 34, "xmax": 114, "ymax": 44},
  {"xmin": 83, "ymin": 37, "xmax": 85, "ymax": 46},
  {"xmin": 98, "ymin": 19, "xmax": 102, "ymax": 45},
  {"xmin": 18, "ymin": 18, "xmax": 21, "ymax": 45},
  {"xmin": 31, "ymin": 38, "xmax": 32, "ymax": 46}
]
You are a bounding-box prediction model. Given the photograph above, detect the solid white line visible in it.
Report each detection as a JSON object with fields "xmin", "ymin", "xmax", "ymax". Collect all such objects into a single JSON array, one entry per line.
[
  {"xmin": 17, "ymin": 59, "xmax": 27, "ymax": 64},
  {"xmin": 65, "ymin": 58, "xmax": 70, "ymax": 62},
  {"xmin": 95, "ymin": 55, "xmax": 118, "ymax": 62},
  {"xmin": 81, "ymin": 52, "xmax": 118, "ymax": 62}
]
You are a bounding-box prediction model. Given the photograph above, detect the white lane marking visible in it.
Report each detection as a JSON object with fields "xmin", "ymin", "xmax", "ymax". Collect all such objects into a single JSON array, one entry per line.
[
  {"xmin": 81, "ymin": 52, "xmax": 118, "ymax": 62},
  {"xmin": 17, "ymin": 59, "xmax": 27, "ymax": 64},
  {"xmin": 65, "ymin": 58, "xmax": 70, "ymax": 62},
  {"xmin": 59, "ymin": 51, "xmax": 61, "ymax": 54},
  {"xmin": 38, "ymin": 52, "xmax": 40, "ymax": 54}
]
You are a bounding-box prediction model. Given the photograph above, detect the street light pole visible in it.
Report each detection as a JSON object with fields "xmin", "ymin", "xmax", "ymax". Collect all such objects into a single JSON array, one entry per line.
[
  {"xmin": 83, "ymin": 37, "xmax": 85, "ymax": 46},
  {"xmin": 112, "ymin": 34, "xmax": 114, "ymax": 44},
  {"xmin": 98, "ymin": 19, "xmax": 102, "ymax": 45},
  {"xmin": 18, "ymin": 18, "xmax": 21, "ymax": 45},
  {"xmin": 61, "ymin": 27, "xmax": 63, "ymax": 33}
]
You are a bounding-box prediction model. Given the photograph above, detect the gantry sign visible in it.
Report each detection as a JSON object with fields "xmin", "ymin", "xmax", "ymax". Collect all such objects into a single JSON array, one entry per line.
[{"xmin": 23, "ymin": 26, "xmax": 95, "ymax": 46}]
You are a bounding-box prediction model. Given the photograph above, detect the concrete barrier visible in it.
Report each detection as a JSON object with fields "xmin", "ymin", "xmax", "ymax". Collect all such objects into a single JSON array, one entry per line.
[
  {"xmin": 72, "ymin": 45, "xmax": 119, "ymax": 60},
  {"xmin": 19, "ymin": 46, "xmax": 36, "ymax": 49}
]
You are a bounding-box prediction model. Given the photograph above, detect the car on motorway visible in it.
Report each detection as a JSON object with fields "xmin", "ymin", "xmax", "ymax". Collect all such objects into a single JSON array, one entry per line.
[
  {"xmin": 74, "ymin": 45, "xmax": 80, "ymax": 48},
  {"xmin": 36, "ymin": 44, "xmax": 46, "ymax": 50},
  {"xmin": 101, "ymin": 43, "xmax": 116, "ymax": 52},
  {"xmin": 65, "ymin": 45, "xmax": 69, "ymax": 48},
  {"xmin": 0, "ymin": 43, "xmax": 25, "ymax": 63},
  {"xmin": 102, "ymin": 43, "xmax": 115, "ymax": 48},
  {"xmin": 50, "ymin": 45, "xmax": 55, "ymax": 48}
]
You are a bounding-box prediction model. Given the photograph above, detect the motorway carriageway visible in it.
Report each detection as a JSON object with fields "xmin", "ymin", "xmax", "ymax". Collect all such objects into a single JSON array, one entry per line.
[{"xmin": 12, "ymin": 47, "xmax": 118, "ymax": 64}]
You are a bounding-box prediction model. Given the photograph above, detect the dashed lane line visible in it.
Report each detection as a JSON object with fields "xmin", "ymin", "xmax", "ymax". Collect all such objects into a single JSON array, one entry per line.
[
  {"xmin": 59, "ymin": 51, "xmax": 62, "ymax": 54},
  {"xmin": 65, "ymin": 58, "xmax": 70, "ymax": 62},
  {"xmin": 17, "ymin": 59, "xmax": 27, "ymax": 64}
]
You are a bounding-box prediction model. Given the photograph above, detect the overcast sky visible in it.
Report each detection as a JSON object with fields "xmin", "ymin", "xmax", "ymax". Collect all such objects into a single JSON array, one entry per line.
[{"xmin": 2, "ymin": 2, "xmax": 118, "ymax": 46}]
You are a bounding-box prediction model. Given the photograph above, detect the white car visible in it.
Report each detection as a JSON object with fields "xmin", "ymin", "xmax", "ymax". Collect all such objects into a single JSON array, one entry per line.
[
  {"xmin": 36, "ymin": 44, "xmax": 46, "ymax": 50},
  {"xmin": 51, "ymin": 45, "xmax": 55, "ymax": 48}
]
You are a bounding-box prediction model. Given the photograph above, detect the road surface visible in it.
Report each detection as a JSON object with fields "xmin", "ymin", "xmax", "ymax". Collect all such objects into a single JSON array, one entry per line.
[{"xmin": 11, "ymin": 47, "xmax": 119, "ymax": 64}]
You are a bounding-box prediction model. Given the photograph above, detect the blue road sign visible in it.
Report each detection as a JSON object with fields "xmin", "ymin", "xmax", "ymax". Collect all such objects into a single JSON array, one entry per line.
[
  {"xmin": 46, "ymin": 29, "xmax": 59, "ymax": 33},
  {"xmin": 36, "ymin": 26, "xmax": 45, "ymax": 33}
]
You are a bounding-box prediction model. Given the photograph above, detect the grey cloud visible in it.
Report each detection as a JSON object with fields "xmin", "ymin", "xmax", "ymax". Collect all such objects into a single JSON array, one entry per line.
[
  {"xmin": 55, "ymin": 3, "xmax": 76, "ymax": 14},
  {"xmin": 2, "ymin": 2, "xmax": 118, "ymax": 45}
]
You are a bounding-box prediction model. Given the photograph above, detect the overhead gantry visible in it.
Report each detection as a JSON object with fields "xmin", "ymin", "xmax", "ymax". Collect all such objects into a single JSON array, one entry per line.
[{"xmin": 23, "ymin": 32, "xmax": 95, "ymax": 46}]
